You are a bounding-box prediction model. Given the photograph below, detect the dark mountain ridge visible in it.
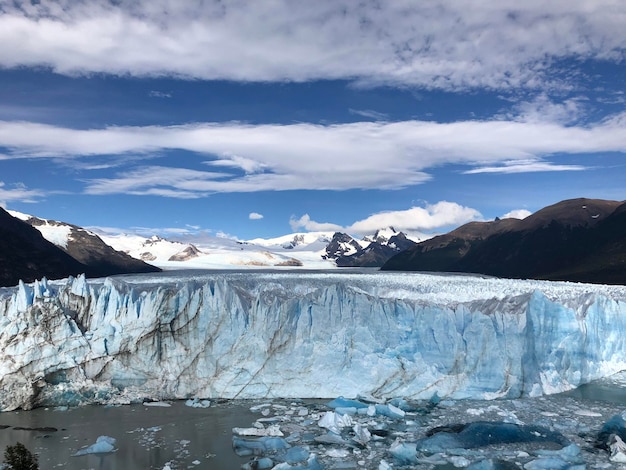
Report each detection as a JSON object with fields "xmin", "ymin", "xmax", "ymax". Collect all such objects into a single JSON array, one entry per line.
[
  {"xmin": 382, "ymin": 198, "xmax": 626, "ymax": 285},
  {"xmin": 0, "ymin": 208, "xmax": 160, "ymax": 287},
  {"xmin": 324, "ymin": 228, "xmax": 418, "ymax": 267}
]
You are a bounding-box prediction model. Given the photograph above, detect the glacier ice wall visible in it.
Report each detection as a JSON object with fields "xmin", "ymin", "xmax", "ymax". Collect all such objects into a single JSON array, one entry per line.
[{"xmin": 1, "ymin": 271, "xmax": 626, "ymax": 411}]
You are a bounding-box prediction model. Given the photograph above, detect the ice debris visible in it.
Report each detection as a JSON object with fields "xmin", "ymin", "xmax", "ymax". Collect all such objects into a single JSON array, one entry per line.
[
  {"xmin": 73, "ymin": 435, "xmax": 117, "ymax": 456},
  {"xmin": 185, "ymin": 397, "xmax": 211, "ymax": 408},
  {"xmin": 232, "ymin": 395, "xmax": 626, "ymax": 469}
]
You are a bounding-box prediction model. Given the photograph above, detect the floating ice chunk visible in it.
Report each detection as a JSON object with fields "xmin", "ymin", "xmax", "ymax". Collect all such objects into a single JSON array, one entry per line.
[
  {"xmin": 272, "ymin": 454, "xmax": 322, "ymax": 470},
  {"xmin": 143, "ymin": 401, "xmax": 171, "ymax": 407},
  {"xmin": 318, "ymin": 411, "xmax": 353, "ymax": 434},
  {"xmin": 375, "ymin": 404, "xmax": 405, "ymax": 420},
  {"xmin": 416, "ymin": 421, "xmax": 570, "ymax": 453},
  {"xmin": 327, "ymin": 396, "xmax": 368, "ymax": 409},
  {"xmin": 233, "ymin": 425, "xmax": 284, "ymax": 437},
  {"xmin": 285, "ymin": 446, "xmax": 310, "ymax": 464},
  {"xmin": 449, "ymin": 456, "xmax": 471, "ymax": 467},
  {"xmin": 357, "ymin": 394, "xmax": 385, "ymax": 404},
  {"xmin": 326, "ymin": 449, "xmax": 351, "ymax": 458},
  {"xmin": 609, "ymin": 435, "xmax": 626, "ymax": 463},
  {"xmin": 467, "ymin": 460, "xmax": 519, "ymax": 469},
  {"xmin": 523, "ymin": 444, "xmax": 583, "ymax": 469},
  {"xmin": 597, "ymin": 414, "xmax": 626, "ymax": 448},
  {"xmin": 73, "ymin": 435, "xmax": 117, "ymax": 456},
  {"xmin": 242, "ymin": 457, "xmax": 274, "ymax": 470},
  {"xmin": 389, "ymin": 439, "xmax": 418, "ymax": 465},
  {"xmin": 573, "ymin": 409, "xmax": 602, "ymax": 417},
  {"xmin": 250, "ymin": 403, "xmax": 272, "ymax": 412},
  {"xmin": 378, "ymin": 460, "xmax": 392, "ymax": 470},
  {"xmin": 388, "ymin": 397, "xmax": 417, "ymax": 412},
  {"xmin": 314, "ymin": 433, "xmax": 355, "ymax": 447},
  {"xmin": 352, "ymin": 423, "xmax": 371, "ymax": 446},
  {"xmin": 185, "ymin": 398, "xmax": 211, "ymax": 408},
  {"xmin": 232, "ymin": 436, "xmax": 290, "ymax": 457}
]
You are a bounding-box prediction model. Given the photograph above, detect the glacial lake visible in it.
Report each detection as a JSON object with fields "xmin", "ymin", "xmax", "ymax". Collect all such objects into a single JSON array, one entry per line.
[{"xmin": 2, "ymin": 376, "xmax": 626, "ymax": 469}]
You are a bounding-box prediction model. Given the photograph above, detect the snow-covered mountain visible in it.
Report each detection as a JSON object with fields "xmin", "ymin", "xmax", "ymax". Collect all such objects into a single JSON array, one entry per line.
[
  {"xmin": 324, "ymin": 227, "xmax": 421, "ymax": 267},
  {"xmin": 5, "ymin": 210, "xmax": 159, "ymax": 283},
  {"xmin": 1, "ymin": 271, "xmax": 626, "ymax": 411},
  {"xmin": 4, "ymin": 209, "xmax": 422, "ymax": 273},
  {"xmin": 99, "ymin": 231, "xmax": 335, "ymax": 269}
]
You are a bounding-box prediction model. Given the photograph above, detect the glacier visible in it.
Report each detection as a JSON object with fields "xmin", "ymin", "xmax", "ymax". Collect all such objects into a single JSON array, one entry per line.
[{"xmin": 1, "ymin": 270, "xmax": 626, "ymax": 411}]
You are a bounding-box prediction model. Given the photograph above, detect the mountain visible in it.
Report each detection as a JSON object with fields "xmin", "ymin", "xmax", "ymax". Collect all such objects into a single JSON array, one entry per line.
[
  {"xmin": 382, "ymin": 198, "xmax": 626, "ymax": 284},
  {"xmin": 3, "ymin": 210, "xmax": 159, "ymax": 286},
  {"xmin": 0, "ymin": 207, "xmax": 89, "ymax": 287},
  {"xmin": 99, "ymin": 231, "xmax": 329, "ymax": 269},
  {"xmin": 324, "ymin": 228, "xmax": 419, "ymax": 267},
  {"xmin": 101, "ymin": 228, "xmax": 418, "ymax": 269}
]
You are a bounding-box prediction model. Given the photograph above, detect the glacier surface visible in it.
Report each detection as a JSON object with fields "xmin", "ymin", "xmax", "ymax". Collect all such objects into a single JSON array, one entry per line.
[{"xmin": 1, "ymin": 271, "xmax": 626, "ymax": 411}]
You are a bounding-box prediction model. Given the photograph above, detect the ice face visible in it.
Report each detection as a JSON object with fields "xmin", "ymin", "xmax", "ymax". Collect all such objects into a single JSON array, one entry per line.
[{"xmin": 1, "ymin": 271, "xmax": 626, "ymax": 411}]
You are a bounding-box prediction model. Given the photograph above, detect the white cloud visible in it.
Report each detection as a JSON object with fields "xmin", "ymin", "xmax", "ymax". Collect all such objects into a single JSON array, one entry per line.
[
  {"xmin": 0, "ymin": 181, "xmax": 44, "ymax": 204},
  {"xmin": 463, "ymin": 160, "xmax": 587, "ymax": 174},
  {"xmin": 347, "ymin": 202, "xmax": 483, "ymax": 234},
  {"xmin": 291, "ymin": 201, "xmax": 482, "ymax": 235},
  {"xmin": 504, "ymin": 94, "xmax": 588, "ymax": 125},
  {"xmin": 1, "ymin": 117, "xmax": 625, "ymax": 197},
  {"xmin": 502, "ymin": 209, "xmax": 532, "ymax": 219},
  {"xmin": 289, "ymin": 214, "xmax": 342, "ymax": 232},
  {"xmin": 149, "ymin": 91, "xmax": 172, "ymax": 98},
  {"xmin": 348, "ymin": 109, "xmax": 389, "ymax": 120},
  {"xmin": 0, "ymin": 1, "xmax": 624, "ymax": 90},
  {"xmin": 249, "ymin": 212, "xmax": 264, "ymax": 220}
]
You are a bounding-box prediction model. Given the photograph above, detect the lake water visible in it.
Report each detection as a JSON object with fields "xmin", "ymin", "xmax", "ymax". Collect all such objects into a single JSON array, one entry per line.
[
  {"xmin": 2, "ymin": 376, "xmax": 626, "ymax": 469},
  {"xmin": 0, "ymin": 400, "xmax": 259, "ymax": 469}
]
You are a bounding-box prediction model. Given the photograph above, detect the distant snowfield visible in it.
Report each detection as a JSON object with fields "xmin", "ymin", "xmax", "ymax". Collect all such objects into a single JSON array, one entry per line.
[
  {"xmin": 9, "ymin": 209, "xmax": 429, "ymax": 270},
  {"xmin": 99, "ymin": 231, "xmax": 339, "ymax": 270}
]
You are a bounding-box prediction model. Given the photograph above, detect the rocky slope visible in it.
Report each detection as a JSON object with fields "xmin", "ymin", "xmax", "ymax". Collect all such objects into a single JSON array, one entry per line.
[
  {"xmin": 0, "ymin": 207, "xmax": 89, "ymax": 287},
  {"xmin": 1, "ymin": 209, "xmax": 159, "ymax": 287},
  {"xmin": 382, "ymin": 198, "xmax": 626, "ymax": 284},
  {"xmin": 324, "ymin": 228, "xmax": 418, "ymax": 267}
]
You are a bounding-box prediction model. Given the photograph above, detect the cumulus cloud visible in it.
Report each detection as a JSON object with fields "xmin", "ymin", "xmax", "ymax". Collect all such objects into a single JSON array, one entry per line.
[
  {"xmin": 0, "ymin": 1, "xmax": 624, "ymax": 90},
  {"xmin": 291, "ymin": 201, "xmax": 482, "ymax": 235},
  {"xmin": 509, "ymin": 94, "xmax": 588, "ymax": 125},
  {"xmin": 1, "ymin": 117, "xmax": 625, "ymax": 197},
  {"xmin": 502, "ymin": 209, "xmax": 532, "ymax": 219},
  {"xmin": 289, "ymin": 214, "xmax": 342, "ymax": 232},
  {"xmin": 249, "ymin": 212, "xmax": 264, "ymax": 220}
]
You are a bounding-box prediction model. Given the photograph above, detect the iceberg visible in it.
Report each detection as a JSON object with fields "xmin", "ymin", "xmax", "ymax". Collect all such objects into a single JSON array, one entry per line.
[
  {"xmin": 1, "ymin": 271, "xmax": 626, "ymax": 410},
  {"xmin": 73, "ymin": 435, "xmax": 117, "ymax": 456}
]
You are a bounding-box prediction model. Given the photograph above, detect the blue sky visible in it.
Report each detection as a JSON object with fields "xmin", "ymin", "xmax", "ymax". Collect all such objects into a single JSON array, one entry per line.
[{"xmin": 0, "ymin": 1, "xmax": 625, "ymax": 240}]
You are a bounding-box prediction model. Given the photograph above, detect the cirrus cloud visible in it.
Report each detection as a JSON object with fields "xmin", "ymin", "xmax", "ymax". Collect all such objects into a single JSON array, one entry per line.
[
  {"xmin": 0, "ymin": 181, "xmax": 45, "ymax": 205},
  {"xmin": 0, "ymin": 116, "xmax": 625, "ymax": 198}
]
